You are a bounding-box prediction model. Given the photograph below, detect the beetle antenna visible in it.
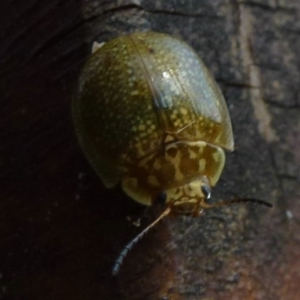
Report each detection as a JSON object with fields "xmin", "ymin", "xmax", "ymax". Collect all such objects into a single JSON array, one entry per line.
[
  {"xmin": 112, "ymin": 207, "xmax": 171, "ymax": 276},
  {"xmin": 204, "ymin": 198, "xmax": 272, "ymax": 208}
]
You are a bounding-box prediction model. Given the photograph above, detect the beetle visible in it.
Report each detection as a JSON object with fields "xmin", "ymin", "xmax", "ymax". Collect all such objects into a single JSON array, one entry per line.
[{"xmin": 73, "ymin": 31, "xmax": 272, "ymax": 275}]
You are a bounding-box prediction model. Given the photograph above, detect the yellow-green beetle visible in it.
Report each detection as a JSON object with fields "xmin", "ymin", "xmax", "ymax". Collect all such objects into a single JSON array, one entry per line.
[
  {"xmin": 73, "ymin": 32, "xmax": 271, "ymax": 274},
  {"xmin": 73, "ymin": 31, "xmax": 234, "ymax": 211}
]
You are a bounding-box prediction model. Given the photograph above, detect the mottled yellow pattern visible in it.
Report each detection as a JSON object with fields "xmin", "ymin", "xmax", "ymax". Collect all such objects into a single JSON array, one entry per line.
[
  {"xmin": 73, "ymin": 32, "xmax": 234, "ymax": 211},
  {"xmin": 122, "ymin": 140, "xmax": 225, "ymax": 206}
]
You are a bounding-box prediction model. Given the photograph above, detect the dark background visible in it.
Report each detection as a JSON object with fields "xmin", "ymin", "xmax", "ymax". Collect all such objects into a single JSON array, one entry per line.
[{"xmin": 1, "ymin": 1, "xmax": 300, "ymax": 299}]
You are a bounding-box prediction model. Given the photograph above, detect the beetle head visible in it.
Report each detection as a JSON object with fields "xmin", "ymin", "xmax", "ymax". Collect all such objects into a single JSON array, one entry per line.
[{"xmin": 159, "ymin": 177, "xmax": 213, "ymax": 217}]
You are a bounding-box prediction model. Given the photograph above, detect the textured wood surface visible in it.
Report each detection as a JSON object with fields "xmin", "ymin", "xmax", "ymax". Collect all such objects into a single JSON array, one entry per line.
[{"xmin": 1, "ymin": 1, "xmax": 300, "ymax": 299}]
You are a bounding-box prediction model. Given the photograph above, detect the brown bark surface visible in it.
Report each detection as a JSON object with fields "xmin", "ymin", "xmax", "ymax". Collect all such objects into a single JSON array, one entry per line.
[{"xmin": 1, "ymin": 1, "xmax": 300, "ymax": 299}]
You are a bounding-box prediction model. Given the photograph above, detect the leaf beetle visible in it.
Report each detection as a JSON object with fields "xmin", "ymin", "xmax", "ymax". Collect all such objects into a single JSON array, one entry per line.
[{"xmin": 73, "ymin": 31, "xmax": 272, "ymax": 275}]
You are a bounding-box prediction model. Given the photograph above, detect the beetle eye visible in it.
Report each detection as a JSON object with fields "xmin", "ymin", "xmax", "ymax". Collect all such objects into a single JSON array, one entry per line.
[
  {"xmin": 201, "ymin": 185, "xmax": 211, "ymax": 200},
  {"xmin": 156, "ymin": 191, "xmax": 167, "ymax": 205}
]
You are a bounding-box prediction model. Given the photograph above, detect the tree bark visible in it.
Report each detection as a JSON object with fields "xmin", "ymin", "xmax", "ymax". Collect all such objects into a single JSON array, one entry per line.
[{"xmin": 1, "ymin": 1, "xmax": 300, "ymax": 299}]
